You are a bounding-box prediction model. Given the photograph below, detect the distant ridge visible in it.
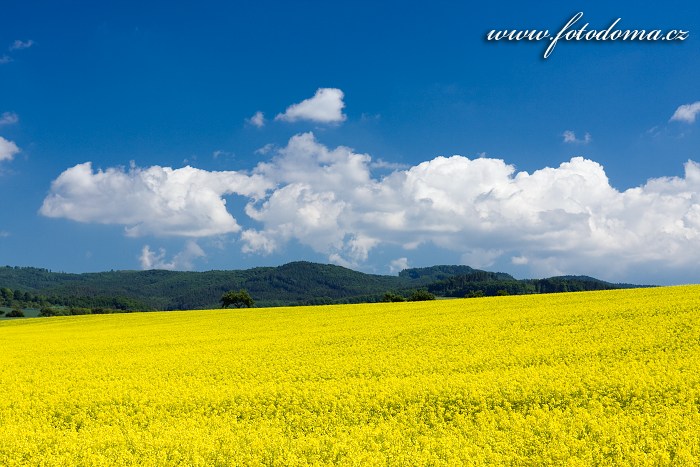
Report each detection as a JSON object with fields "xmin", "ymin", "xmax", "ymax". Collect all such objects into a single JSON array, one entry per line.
[{"xmin": 0, "ymin": 262, "xmax": 649, "ymax": 311}]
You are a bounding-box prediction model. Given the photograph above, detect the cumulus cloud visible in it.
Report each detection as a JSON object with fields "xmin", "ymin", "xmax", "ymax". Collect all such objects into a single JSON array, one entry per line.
[
  {"xmin": 9, "ymin": 39, "xmax": 34, "ymax": 51},
  {"xmin": 276, "ymin": 88, "xmax": 346, "ymax": 123},
  {"xmin": 140, "ymin": 246, "xmax": 169, "ymax": 269},
  {"xmin": 41, "ymin": 132, "xmax": 700, "ymax": 282},
  {"xmin": 247, "ymin": 111, "xmax": 265, "ymax": 128},
  {"xmin": 670, "ymin": 101, "xmax": 700, "ymax": 124},
  {"xmin": 389, "ymin": 257, "xmax": 409, "ymax": 274},
  {"xmin": 0, "ymin": 136, "xmax": 20, "ymax": 161},
  {"xmin": 371, "ymin": 159, "xmax": 410, "ymax": 170},
  {"xmin": 140, "ymin": 240, "xmax": 205, "ymax": 270},
  {"xmin": 562, "ymin": 130, "xmax": 591, "ymax": 144},
  {"xmin": 0, "ymin": 112, "xmax": 19, "ymax": 126},
  {"xmin": 40, "ymin": 162, "xmax": 272, "ymax": 237},
  {"xmin": 240, "ymin": 132, "xmax": 700, "ymax": 281},
  {"xmin": 242, "ymin": 132, "xmax": 376, "ymax": 264}
]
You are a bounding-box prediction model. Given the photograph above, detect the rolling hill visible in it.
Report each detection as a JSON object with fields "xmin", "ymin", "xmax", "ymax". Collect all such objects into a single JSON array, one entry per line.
[{"xmin": 0, "ymin": 262, "xmax": 643, "ymax": 311}]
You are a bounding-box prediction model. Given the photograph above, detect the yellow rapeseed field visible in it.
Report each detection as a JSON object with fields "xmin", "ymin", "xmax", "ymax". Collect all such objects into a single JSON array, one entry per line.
[{"xmin": 1, "ymin": 286, "xmax": 700, "ymax": 465}]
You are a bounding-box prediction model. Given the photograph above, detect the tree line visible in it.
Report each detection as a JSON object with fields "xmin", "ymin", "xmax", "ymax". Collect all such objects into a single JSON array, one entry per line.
[{"xmin": 1, "ymin": 263, "xmax": 640, "ymax": 318}]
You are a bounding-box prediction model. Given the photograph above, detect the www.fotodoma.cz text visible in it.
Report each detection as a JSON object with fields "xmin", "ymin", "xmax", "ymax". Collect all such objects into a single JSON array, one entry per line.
[{"xmin": 486, "ymin": 12, "xmax": 689, "ymax": 59}]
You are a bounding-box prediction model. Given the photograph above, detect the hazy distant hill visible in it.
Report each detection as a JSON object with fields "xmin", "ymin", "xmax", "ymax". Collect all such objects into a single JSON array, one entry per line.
[{"xmin": 0, "ymin": 262, "xmax": 644, "ymax": 311}]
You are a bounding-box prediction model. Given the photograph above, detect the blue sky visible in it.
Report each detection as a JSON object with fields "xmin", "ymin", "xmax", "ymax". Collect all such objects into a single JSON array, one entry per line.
[{"xmin": 1, "ymin": 0, "xmax": 700, "ymax": 284}]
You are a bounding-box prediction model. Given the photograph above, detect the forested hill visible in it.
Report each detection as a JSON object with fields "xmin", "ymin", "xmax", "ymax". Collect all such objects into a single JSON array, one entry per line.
[
  {"xmin": 0, "ymin": 262, "xmax": 643, "ymax": 311},
  {"xmin": 0, "ymin": 262, "xmax": 425, "ymax": 310},
  {"xmin": 425, "ymin": 272, "xmax": 634, "ymax": 297}
]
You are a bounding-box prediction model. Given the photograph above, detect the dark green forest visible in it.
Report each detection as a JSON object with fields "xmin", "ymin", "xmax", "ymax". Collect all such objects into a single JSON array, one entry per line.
[
  {"xmin": 0, "ymin": 262, "xmax": 645, "ymax": 315},
  {"xmin": 425, "ymin": 271, "xmax": 632, "ymax": 297}
]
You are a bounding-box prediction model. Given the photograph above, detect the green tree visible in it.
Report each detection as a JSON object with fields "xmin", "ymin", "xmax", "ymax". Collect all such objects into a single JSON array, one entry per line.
[
  {"xmin": 6, "ymin": 308, "xmax": 25, "ymax": 318},
  {"xmin": 221, "ymin": 289, "xmax": 255, "ymax": 308},
  {"xmin": 408, "ymin": 289, "xmax": 436, "ymax": 301},
  {"xmin": 1, "ymin": 288, "xmax": 13, "ymax": 303},
  {"xmin": 39, "ymin": 307, "xmax": 60, "ymax": 317},
  {"xmin": 381, "ymin": 292, "xmax": 406, "ymax": 302}
]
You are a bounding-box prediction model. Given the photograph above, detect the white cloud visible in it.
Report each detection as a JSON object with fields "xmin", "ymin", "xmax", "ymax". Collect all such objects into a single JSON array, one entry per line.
[
  {"xmin": 371, "ymin": 159, "xmax": 410, "ymax": 170},
  {"xmin": 0, "ymin": 230, "xmax": 9, "ymax": 238},
  {"xmin": 242, "ymin": 132, "xmax": 376, "ymax": 262},
  {"xmin": 0, "ymin": 112, "xmax": 19, "ymax": 126},
  {"xmin": 255, "ymin": 143, "xmax": 276, "ymax": 155},
  {"xmin": 0, "ymin": 56, "xmax": 12, "ymax": 64},
  {"xmin": 562, "ymin": 131, "xmax": 576, "ymax": 143},
  {"xmin": 0, "ymin": 136, "xmax": 20, "ymax": 161},
  {"xmin": 240, "ymin": 133, "xmax": 700, "ymax": 282},
  {"xmin": 9, "ymin": 39, "xmax": 34, "ymax": 51},
  {"xmin": 246, "ymin": 111, "xmax": 265, "ymax": 128},
  {"xmin": 41, "ymin": 132, "xmax": 700, "ymax": 282},
  {"xmin": 41, "ymin": 162, "xmax": 272, "ymax": 237},
  {"xmin": 670, "ymin": 101, "xmax": 700, "ymax": 124},
  {"xmin": 562, "ymin": 130, "xmax": 591, "ymax": 144},
  {"xmin": 511, "ymin": 255, "xmax": 528, "ymax": 265},
  {"xmin": 275, "ymin": 88, "xmax": 346, "ymax": 123},
  {"xmin": 460, "ymin": 249, "xmax": 503, "ymax": 269},
  {"xmin": 140, "ymin": 245, "xmax": 167, "ymax": 269},
  {"xmin": 389, "ymin": 257, "xmax": 409, "ymax": 274},
  {"xmin": 140, "ymin": 240, "xmax": 206, "ymax": 270}
]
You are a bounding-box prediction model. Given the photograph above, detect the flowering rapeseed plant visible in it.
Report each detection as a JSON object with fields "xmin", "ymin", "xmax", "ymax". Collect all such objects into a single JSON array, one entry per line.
[{"xmin": 1, "ymin": 286, "xmax": 699, "ymax": 465}]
